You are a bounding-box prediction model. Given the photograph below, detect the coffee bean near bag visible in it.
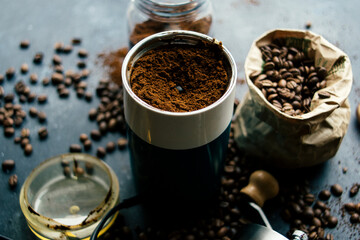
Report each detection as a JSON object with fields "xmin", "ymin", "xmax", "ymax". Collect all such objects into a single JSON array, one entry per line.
[{"xmin": 234, "ymin": 29, "xmax": 353, "ymax": 168}]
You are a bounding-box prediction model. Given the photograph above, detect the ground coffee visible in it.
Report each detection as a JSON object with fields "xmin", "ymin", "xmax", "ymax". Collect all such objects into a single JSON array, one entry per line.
[{"xmin": 130, "ymin": 42, "xmax": 229, "ymax": 112}]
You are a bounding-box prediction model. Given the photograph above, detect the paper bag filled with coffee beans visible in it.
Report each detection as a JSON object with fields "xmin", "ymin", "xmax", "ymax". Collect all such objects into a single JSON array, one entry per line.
[{"xmin": 234, "ymin": 29, "xmax": 353, "ymax": 168}]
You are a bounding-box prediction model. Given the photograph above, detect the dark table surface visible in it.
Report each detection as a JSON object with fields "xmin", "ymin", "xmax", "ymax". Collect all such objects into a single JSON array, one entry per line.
[{"xmin": 1, "ymin": 0, "xmax": 360, "ymax": 239}]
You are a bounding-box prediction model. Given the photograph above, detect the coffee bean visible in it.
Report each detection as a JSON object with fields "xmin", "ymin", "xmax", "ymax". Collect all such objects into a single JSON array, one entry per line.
[
  {"xmin": 85, "ymin": 162, "xmax": 94, "ymax": 175},
  {"xmin": 89, "ymin": 108, "xmax": 97, "ymax": 120},
  {"xmin": 20, "ymin": 40, "xmax": 30, "ymax": 49},
  {"xmin": 97, "ymin": 147, "xmax": 106, "ymax": 158},
  {"xmin": 20, "ymin": 63, "xmax": 29, "ymax": 74},
  {"xmin": 20, "ymin": 128, "xmax": 30, "ymax": 138},
  {"xmin": 0, "ymin": 74, "xmax": 4, "ymax": 84},
  {"xmin": 0, "ymin": 86, "xmax": 4, "ymax": 98},
  {"xmin": 37, "ymin": 94, "xmax": 48, "ymax": 103},
  {"xmin": 319, "ymin": 189, "xmax": 331, "ymax": 200},
  {"xmin": 33, "ymin": 52, "xmax": 43, "ymax": 64},
  {"xmin": 52, "ymin": 54, "xmax": 62, "ymax": 65},
  {"xmin": 79, "ymin": 133, "xmax": 88, "ymax": 142},
  {"xmin": 69, "ymin": 144, "xmax": 82, "ymax": 153},
  {"xmin": 21, "ymin": 138, "xmax": 30, "ymax": 148},
  {"xmin": 38, "ymin": 127, "xmax": 48, "ymax": 139},
  {"xmin": 72, "ymin": 38, "xmax": 82, "ymax": 45},
  {"xmin": 75, "ymin": 166, "xmax": 85, "ymax": 176},
  {"xmin": 63, "ymin": 166, "xmax": 71, "ymax": 177},
  {"xmin": 29, "ymin": 107, "xmax": 38, "ymax": 117},
  {"xmin": 8, "ymin": 174, "xmax": 18, "ymax": 188},
  {"xmin": 304, "ymin": 193, "xmax": 315, "ymax": 205},
  {"xmin": 302, "ymin": 206, "xmax": 314, "ymax": 223},
  {"xmin": 59, "ymin": 88, "xmax": 70, "ymax": 98},
  {"xmin": 51, "ymin": 72, "xmax": 64, "ymax": 85},
  {"xmin": 78, "ymin": 49, "xmax": 88, "ymax": 58},
  {"xmin": 2, "ymin": 159, "xmax": 15, "ymax": 171},
  {"xmin": 90, "ymin": 129, "xmax": 101, "ymax": 141},
  {"xmin": 84, "ymin": 92, "xmax": 93, "ymax": 102},
  {"xmin": 106, "ymin": 141, "xmax": 116, "ymax": 153},
  {"xmin": 117, "ymin": 138, "xmax": 128, "ymax": 150},
  {"xmin": 330, "ymin": 184, "xmax": 343, "ymax": 197},
  {"xmin": 349, "ymin": 184, "xmax": 359, "ymax": 197},
  {"xmin": 24, "ymin": 143, "xmax": 33, "ymax": 155},
  {"xmin": 327, "ymin": 216, "xmax": 338, "ymax": 228},
  {"xmin": 83, "ymin": 139, "xmax": 92, "ymax": 151},
  {"xmin": 4, "ymin": 127, "xmax": 15, "ymax": 137},
  {"xmin": 54, "ymin": 42, "xmax": 64, "ymax": 52},
  {"xmin": 63, "ymin": 45, "xmax": 73, "ymax": 53},
  {"xmin": 344, "ymin": 202, "xmax": 356, "ymax": 212},
  {"xmin": 14, "ymin": 136, "xmax": 21, "ymax": 144},
  {"xmin": 29, "ymin": 73, "xmax": 38, "ymax": 84},
  {"xmin": 77, "ymin": 61, "xmax": 86, "ymax": 69},
  {"xmin": 349, "ymin": 213, "xmax": 359, "ymax": 223},
  {"xmin": 6, "ymin": 67, "xmax": 15, "ymax": 79},
  {"xmin": 37, "ymin": 111, "xmax": 47, "ymax": 122}
]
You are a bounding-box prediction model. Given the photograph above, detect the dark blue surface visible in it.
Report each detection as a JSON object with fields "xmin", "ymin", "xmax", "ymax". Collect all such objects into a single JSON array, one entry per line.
[{"xmin": 1, "ymin": 1, "xmax": 360, "ymax": 239}]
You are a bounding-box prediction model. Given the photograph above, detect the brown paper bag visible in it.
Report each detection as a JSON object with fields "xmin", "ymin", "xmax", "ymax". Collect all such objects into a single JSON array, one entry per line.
[{"xmin": 234, "ymin": 29, "xmax": 353, "ymax": 168}]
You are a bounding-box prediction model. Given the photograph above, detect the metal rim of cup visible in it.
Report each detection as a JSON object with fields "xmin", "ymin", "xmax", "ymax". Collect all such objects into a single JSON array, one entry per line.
[
  {"xmin": 122, "ymin": 30, "xmax": 237, "ymax": 117},
  {"xmin": 19, "ymin": 153, "xmax": 120, "ymax": 238}
]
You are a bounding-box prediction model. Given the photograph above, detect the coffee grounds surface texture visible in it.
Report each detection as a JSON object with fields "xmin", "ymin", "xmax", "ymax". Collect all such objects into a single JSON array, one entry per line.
[{"xmin": 130, "ymin": 43, "xmax": 229, "ymax": 112}]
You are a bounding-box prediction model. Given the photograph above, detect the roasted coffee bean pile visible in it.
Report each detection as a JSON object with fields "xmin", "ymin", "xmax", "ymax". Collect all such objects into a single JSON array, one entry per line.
[{"xmin": 251, "ymin": 38, "xmax": 328, "ymax": 116}]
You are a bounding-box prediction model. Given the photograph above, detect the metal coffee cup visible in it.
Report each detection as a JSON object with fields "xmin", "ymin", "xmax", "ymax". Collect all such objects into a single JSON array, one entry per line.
[{"xmin": 122, "ymin": 30, "xmax": 237, "ymax": 202}]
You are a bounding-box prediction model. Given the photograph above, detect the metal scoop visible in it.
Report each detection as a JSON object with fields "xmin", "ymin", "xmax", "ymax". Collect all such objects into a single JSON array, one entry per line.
[{"xmin": 236, "ymin": 170, "xmax": 308, "ymax": 240}]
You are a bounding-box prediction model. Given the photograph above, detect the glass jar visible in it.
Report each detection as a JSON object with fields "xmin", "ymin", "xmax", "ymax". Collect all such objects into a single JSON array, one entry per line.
[{"xmin": 127, "ymin": 0, "xmax": 213, "ymax": 47}]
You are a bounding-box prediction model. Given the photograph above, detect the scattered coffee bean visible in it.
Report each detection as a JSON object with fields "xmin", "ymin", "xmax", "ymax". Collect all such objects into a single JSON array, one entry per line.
[
  {"xmin": 54, "ymin": 42, "xmax": 64, "ymax": 52},
  {"xmin": 0, "ymin": 74, "xmax": 4, "ymax": 84},
  {"xmin": 350, "ymin": 213, "xmax": 359, "ymax": 223},
  {"xmin": 4, "ymin": 127, "xmax": 15, "ymax": 137},
  {"xmin": 85, "ymin": 162, "xmax": 94, "ymax": 174},
  {"xmin": 305, "ymin": 21, "xmax": 312, "ymax": 29},
  {"xmin": 331, "ymin": 184, "xmax": 343, "ymax": 197},
  {"xmin": 327, "ymin": 216, "xmax": 338, "ymax": 228},
  {"xmin": 69, "ymin": 144, "xmax": 82, "ymax": 153},
  {"xmin": 63, "ymin": 45, "xmax": 73, "ymax": 53},
  {"xmin": 21, "ymin": 128, "xmax": 30, "ymax": 138},
  {"xmin": 72, "ymin": 38, "xmax": 82, "ymax": 45},
  {"xmin": 14, "ymin": 136, "xmax": 21, "ymax": 144},
  {"xmin": 90, "ymin": 129, "xmax": 101, "ymax": 141},
  {"xmin": 59, "ymin": 88, "xmax": 70, "ymax": 98},
  {"xmin": 79, "ymin": 133, "xmax": 88, "ymax": 142},
  {"xmin": 8, "ymin": 174, "xmax": 18, "ymax": 188},
  {"xmin": 349, "ymin": 184, "xmax": 359, "ymax": 197},
  {"xmin": 52, "ymin": 54, "xmax": 62, "ymax": 65},
  {"xmin": 84, "ymin": 92, "xmax": 93, "ymax": 102},
  {"xmin": 77, "ymin": 61, "xmax": 86, "ymax": 69},
  {"xmin": 38, "ymin": 127, "xmax": 48, "ymax": 139},
  {"xmin": 97, "ymin": 146, "xmax": 106, "ymax": 158},
  {"xmin": 6, "ymin": 67, "xmax": 15, "ymax": 79},
  {"xmin": 2, "ymin": 159, "xmax": 15, "ymax": 171},
  {"xmin": 118, "ymin": 138, "xmax": 128, "ymax": 150},
  {"xmin": 20, "ymin": 63, "xmax": 29, "ymax": 74},
  {"xmin": 78, "ymin": 49, "xmax": 88, "ymax": 58},
  {"xmin": 75, "ymin": 166, "xmax": 85, "ymax": 176},
  {"xmin": 21, "ymin": 138, "xmax": 30, "ymax": 148},
  {"xmin": 106, "ymin": 141, "xmax": 116, "ymax": 153},
  {"xmin": 83, "ymin": 139, "xmax": 92, "ymax": 151},
  {"xmin": 33, "ymin": 52, "xmax": 44, "ymax": 64},
  {"xmin": 37, "ymin": 94, "xmax": 47, "ymax": 103},
  {"xmin": 20, "ymin": 40, "xmax": 30, "ymax": 49},
  {"xmin": 29, "ymin": 73, "xmax": 38, "ymax": 84},
  {"xmin": 63, "ymin": 166, "xmax": 71, "ymax": 177},
  {"xmin": 29, "ymin": 107, "xmax": 38, "ymax": 117},
  {"xmin": 37, "ymin": 111, "xmax": 47, "ymax": 122},
  {"xmin": 24, "ymin": 143, "xmax": 33, "ymax": 155}
]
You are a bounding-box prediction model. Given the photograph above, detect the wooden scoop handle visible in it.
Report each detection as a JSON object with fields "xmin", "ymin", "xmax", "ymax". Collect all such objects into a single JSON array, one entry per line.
[{"xmin": 240, "ymin": 170, "xmax": 279, "ymax": 208}]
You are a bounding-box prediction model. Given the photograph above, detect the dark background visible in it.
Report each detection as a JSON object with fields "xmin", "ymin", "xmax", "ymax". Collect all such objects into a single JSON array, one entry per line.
[{"xmin": 1, "ymin": 0, "xmax": 360, "ymax": 239}]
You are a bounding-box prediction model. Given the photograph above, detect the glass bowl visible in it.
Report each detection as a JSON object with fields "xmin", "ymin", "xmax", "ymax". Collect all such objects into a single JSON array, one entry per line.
[{"xmin": 19, "ymin": 153, "xmax": 120, "ymax": 240}]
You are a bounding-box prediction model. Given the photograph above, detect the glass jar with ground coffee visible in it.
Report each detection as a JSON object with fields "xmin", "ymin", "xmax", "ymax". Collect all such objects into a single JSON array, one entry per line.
[{"xmin": 127, "ymin": 0, "xmax": 213, "ymax": 47}]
